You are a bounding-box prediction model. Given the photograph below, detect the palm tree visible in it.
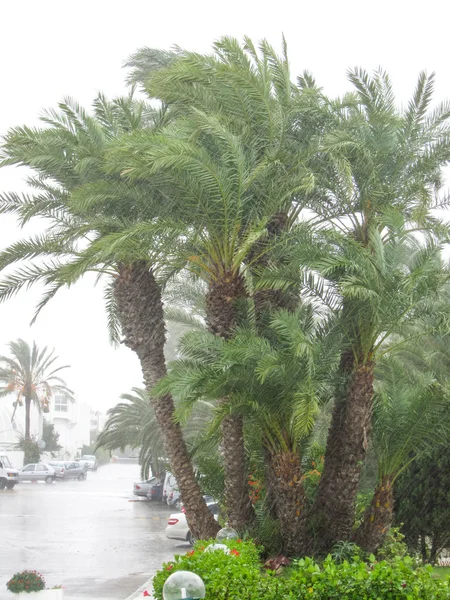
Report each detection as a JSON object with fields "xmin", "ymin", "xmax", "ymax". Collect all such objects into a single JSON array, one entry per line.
[
  {"xmin": 352, "ymin": 355, "xmax": 450, "ymax": 552},
  {"xmin": 0, "ymin": 339, "xmax": 74, "ymax": 440},
  {"xmin": 96, "ymin": 387, "xmax": 214, "ymax": 481},
  {"xmin": 157, "ymin": 306, "xmax": 340, "ymax": 554},
  {"xmin": 305, "ymin": 70, "xmax": 450, "ymax": 550},
  {"xmin": 108, "ymin": 37, "xmax": 319, "ymax": 529},
  {"xmin": 0, "ymin": 95, "xmax": 220, "ymax": 540}
]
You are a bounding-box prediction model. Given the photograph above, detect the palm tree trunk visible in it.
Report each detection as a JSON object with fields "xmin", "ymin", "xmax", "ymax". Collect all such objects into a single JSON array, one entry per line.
[
  {"xmin": 312, "ymin": 350, "xmax": 375, "ymax": 552},
  {"xmin": 205, "ymin": 273, "xmax": 255, "ymax": 530},
  {"xmin": 114, "ymin": 261, "xmax": 219, "ymax": 540},
  {"xmin": 421, "ymin": 534, "xmax": 428, "ymax": 563},
  {"xmin": 220, "ymin": 411, "xmax": 254, "ymax": 530},
  {"xmin": 267, "ymin": 449, "xmax": 308, "ymax": 556},
  {"xmin": 24, "ymin": 397, "xmax": 31, "ymax": 440},
  {"xmin": 352, "ymin": 475, "xmax": 394, "ymax": 552},
  {"xmin": 430, "ymin": 534, "xmax": 441, "ymax": 565}
]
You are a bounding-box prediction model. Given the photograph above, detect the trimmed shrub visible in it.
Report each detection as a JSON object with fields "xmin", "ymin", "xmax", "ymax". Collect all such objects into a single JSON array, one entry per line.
[
  {"xmin": 152, "ymin": 540, "xmax": 450, "ymax": 599},
  {"xmin": 153, "ymin": 540, "xmax": 262, "ymax": 600}
]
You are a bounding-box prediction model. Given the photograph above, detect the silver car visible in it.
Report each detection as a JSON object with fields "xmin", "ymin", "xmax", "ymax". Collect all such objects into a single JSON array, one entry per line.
[
  {"xmin": 48, "ymin": 461, "xmax": 87, "ymax": 480},
  {"xmin": 19, "ymin": 463, "xmax": 56, "ymax": 484},
  {"xmin": 133, "ymin": 477, "xmax": 161, "ymax": 497}
]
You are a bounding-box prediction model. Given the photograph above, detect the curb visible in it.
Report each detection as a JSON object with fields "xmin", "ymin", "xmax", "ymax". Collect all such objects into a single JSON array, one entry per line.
[{"xmin": 124, "ymin": 576, "xmax": 154, "ymax": 600}]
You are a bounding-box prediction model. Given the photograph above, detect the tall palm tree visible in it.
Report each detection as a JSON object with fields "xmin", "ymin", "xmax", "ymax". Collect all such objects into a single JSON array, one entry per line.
[
  {"xmin": 108, "ymin": 37, "xmax": 318, "ymax": 529},
  {"xmin": 353, "ymin": 355, "xmax": 450, "ymax": 552},
  {"xmin": 0, "ymin": 95, "xmax": 220, "ymax": 540},
  {"xmin": 0, "ymin": 340, "xmax": 74, "ymax": 440},
  {"xmin": 306, "ymin": 70, "xmax": 450, "ymax": 550}
]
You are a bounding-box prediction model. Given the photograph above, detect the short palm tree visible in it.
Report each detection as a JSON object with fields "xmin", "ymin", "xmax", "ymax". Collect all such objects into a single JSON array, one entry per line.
[
  {"xmin": 158, "ymin": 306, "xmax": 340, "ymax": 553},
  {"xmin": 353, "ymin": 355, "xmax": 450, "ymax": 552},
  {"xmin": 0, "ymin": 340, "xmax": 74, "ymax": 440},
  {"xmin": 310, "ymin": 230, "xmax": 448, "ymax": 550}
]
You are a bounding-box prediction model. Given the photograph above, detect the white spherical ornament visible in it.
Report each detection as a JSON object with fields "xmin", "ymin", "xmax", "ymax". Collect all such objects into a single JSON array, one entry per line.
[
  {"xmin": 163, "ymin": 570, "xmax": 206, "ymax": 600},
  {"xmin": 216, "ymin": 525, "xmax": 239, "ymax": 541},
  {"xmin": 204, "ymin": 543, "xmax": 230, "ymax": 554}
]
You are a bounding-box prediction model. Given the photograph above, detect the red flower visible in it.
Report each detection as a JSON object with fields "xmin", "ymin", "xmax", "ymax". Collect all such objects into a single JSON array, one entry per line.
[
  {"xmin": 166, "ymin": 565, "xmax": 174, "ymax": 571},
  {"xmin": 237, "ymin": 539, "xmax": 242, "ymax": 543},
  {"xmin": 187, "ymin": 550, "xmax": 195, "ymax": 556},
  {"xmin": 143, "ymin": 590, "xmax": 151, "ymax": 597},
  {"xmin": 231, "ymin": 549, "xmax": 240, "ymax": 556}
]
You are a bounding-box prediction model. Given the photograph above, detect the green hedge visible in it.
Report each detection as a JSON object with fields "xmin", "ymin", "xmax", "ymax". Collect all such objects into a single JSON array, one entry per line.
[{"xmin": 152, "ymin": 540, "xmax": 450, "ymax": 599}]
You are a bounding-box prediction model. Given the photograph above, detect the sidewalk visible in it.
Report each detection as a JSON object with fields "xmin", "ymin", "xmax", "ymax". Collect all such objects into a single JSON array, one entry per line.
[{"xmin": 124, "ymin": 576, "xmax": 154, "ymax": 600}]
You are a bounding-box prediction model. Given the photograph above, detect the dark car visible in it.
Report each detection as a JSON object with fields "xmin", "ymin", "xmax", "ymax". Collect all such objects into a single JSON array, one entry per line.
[
  {"xmin": 146, "ymin": 482, "xmax": 164, "ymax": 502},
  {"xmin": 133, "ymin": 476, "xmax": 163, "ymax": 498}
]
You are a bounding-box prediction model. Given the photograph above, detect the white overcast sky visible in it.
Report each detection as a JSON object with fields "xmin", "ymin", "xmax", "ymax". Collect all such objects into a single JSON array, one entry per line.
[{"xmin": 1, "ymin": 0, "xmax": 449, "ymax": 413}]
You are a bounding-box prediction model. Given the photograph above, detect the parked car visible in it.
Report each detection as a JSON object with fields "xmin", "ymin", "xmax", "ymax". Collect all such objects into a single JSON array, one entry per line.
[
  {"xmin": 133, "ymin": 477, "xmax": 162, "ymax": 498},
  {"xmin": 165, "ymin": 500, "xmax": 220, "ymax": 545},
  {"xmin": 146, "ymin": 482, "xmax": 163, "ymax": 502},
  {"xmin": 168, "ymin": 492, "xmax": 215, "ymax": 511},
  {"xmin": 19, "ymin": 463, "xmax": 56, "ymax": 484},
  {"xmin": 47, "ymin": 461, "xmax": 66, "ymax": 479},
  {"xmin": 79, "ymin": 455, "xmax": 98, "ymax": 471},
  {"xmin": 163, "ymin": 471, "xmax": 179, "ymax": 504},
  {"xmin": 167, "ymin": 489, "xmax": 181, "ymax": 509},
  {"xmin": 48, "ymin": 461, "xmax": 87, "ymax": 481},
  {"xmin": 0, "ymin": 454, "xmax": 20, "ymax": 490}
]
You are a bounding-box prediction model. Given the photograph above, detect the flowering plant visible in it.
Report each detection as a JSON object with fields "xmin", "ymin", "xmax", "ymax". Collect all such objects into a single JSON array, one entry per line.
[{"xmin": 6, "ymin": 570, "xmax": 46, "ymax": 593}]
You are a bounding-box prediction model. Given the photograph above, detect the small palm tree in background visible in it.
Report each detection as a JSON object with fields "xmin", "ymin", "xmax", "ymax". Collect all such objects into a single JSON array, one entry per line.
[
  {"xmin": 0, "ymin": 339, "xmax": 74, "ymax": 440},
  {"xmin": 96, "ymin": 387, "xmax": 213, "ymax": 481}
]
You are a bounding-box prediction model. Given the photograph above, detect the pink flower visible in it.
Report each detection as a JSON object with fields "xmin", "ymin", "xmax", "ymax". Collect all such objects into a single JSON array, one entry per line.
[{"xmin": 143, "ymin": 590, "xmax": 151, "ymax": 597}]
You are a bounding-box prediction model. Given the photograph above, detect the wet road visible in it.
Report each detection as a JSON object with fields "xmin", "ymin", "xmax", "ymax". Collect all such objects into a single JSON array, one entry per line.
[{"xmin": 0, "ymin": 463, "xmax": 186, "ymax": 599}]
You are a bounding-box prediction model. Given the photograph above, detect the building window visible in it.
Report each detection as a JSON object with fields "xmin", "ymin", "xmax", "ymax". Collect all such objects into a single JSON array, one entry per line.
[{"xmin": 54, "ymin": 396, "xmax": 68, "ymax": 412}]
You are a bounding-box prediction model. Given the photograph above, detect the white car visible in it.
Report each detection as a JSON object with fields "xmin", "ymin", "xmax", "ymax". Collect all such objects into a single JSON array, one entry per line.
[
  {"xmin": 19, "ymin": 463, "xmax": 56, "ymax": 484},
  {"xmin": 163, "ymin": 471, "xmax": 179, "ymax": 504},
  {"xmin": 165, "ymin": 501, "xmax": 220, "ymax": 545}
]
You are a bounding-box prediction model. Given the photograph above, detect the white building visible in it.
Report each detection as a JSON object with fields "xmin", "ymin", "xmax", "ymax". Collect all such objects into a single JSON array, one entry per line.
[
  {"xmin": 47, "ymin": 394, "xmax": 78, "ymax": 459},
  {"xmin": 0, "ymin": 394, "xmax": 105, "ymax": 461}
]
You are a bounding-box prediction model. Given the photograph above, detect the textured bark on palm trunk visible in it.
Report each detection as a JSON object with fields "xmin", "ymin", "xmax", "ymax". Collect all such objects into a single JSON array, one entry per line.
[
  {"xmin": 114, "ymin": 261, "xmax": 219, "ymax": 540},
  {"xmin": 268, "ymin": 450, "xmax": 308, "ymax": 556},
  {"xmin": 312, "ymin": 350, "xmax": 375, "ymax": 552},
  {"xmin": 220, "ymin": 411, "xmax": 255, "ymax": 529},
  {"xmin": 206, "ymin": 273, "xmax": 255, "ymax": 529},
  {"xmin": 353, "ymin": 475, "xmax": 394, "ymax": 552}
]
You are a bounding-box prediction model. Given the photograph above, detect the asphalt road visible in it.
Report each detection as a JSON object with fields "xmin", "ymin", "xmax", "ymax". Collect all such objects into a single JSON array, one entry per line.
[{"xmin": 0, "ymin": 463, "xmax": 185, "ymax": 599}]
